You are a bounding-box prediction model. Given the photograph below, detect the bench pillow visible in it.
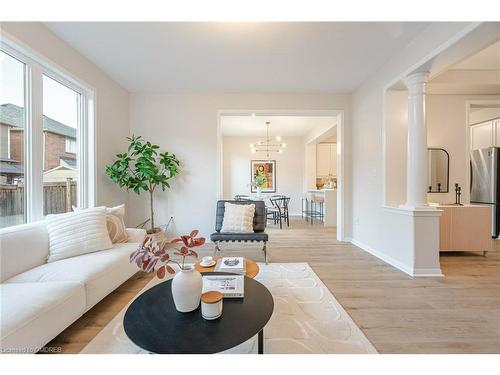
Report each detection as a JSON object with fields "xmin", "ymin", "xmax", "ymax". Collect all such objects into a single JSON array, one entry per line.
[{"xmin": 220, "ymin": 202, "xmax": 255, "ymax": 233}]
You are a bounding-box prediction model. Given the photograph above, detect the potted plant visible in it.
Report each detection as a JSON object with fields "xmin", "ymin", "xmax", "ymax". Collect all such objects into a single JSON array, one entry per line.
[
  {"xmin": 252, "ymin": 174, "xmax": 267, "ymax": 198},
  {"xmin": 105, "ymin": 135, "xmax": 180, "ymax": 233},
  {"xmin": 130, "ymin": 230, "xmax": 206, "ymax": 312}
]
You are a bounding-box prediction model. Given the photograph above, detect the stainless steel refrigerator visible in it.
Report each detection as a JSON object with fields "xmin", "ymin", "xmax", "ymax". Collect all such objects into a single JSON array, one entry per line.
[{"xmin": 470, "ymin": 147, "xmax": 500, "ymax": 238}]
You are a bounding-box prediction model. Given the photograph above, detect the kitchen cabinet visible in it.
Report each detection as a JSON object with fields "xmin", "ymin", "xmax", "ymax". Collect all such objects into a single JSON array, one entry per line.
[
  {"xmin": 495, "ymin": 119, "xmax": 500, "ymax": 147},
  {"xmin": 316, "ymin": 143, "xmax": 336, "ymax": 177},
  {"xmin": 470, "ymin": 119, "xmax": 500, "ymax": 150},
  {"xmin": 439, "ymin": 205, "xmax": 493, "ymax": 254}
]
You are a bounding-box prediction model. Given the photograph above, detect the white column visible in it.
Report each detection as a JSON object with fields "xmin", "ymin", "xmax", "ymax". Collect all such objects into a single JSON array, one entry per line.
[{"xmin": 403, "ymin": 71, "xmax": 430, "ymax": 209}]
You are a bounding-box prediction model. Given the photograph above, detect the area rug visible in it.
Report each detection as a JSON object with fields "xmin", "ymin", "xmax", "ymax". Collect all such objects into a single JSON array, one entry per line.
[{"xmin": 80, "ymin": 263, "xmax": 377, "ymax": 354}]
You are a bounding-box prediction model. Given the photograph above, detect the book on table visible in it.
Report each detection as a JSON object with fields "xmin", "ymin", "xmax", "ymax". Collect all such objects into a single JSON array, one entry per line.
[
  {"xmin": 202, "ymin": 275, "xmax": 244, "ymax": 298},
  {"xmin": 215, "ymin": 257, "xmax": 246, "ymax": 275}
]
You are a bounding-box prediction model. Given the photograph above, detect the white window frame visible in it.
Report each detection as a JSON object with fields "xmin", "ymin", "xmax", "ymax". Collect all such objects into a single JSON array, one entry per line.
[
  {"xmin": 65, "ymin": 137, "xmax": 78, "ymax": 154},
  {"xmin": 7, "ymin": 125, "xmax": 11, "ymax": 159},
  {"xmin": 1, "ymin": 34, "xmax": 96, "ymax": 223}
]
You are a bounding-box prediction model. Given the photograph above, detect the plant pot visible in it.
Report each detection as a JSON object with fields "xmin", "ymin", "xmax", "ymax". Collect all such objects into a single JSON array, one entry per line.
[
  {"xmin": 147, "ymin": 228, "xmax": 168, "ymax": 244},
  {"xmin": 171, "ymin": 265, "xmax": 202, "ymax": 312}
]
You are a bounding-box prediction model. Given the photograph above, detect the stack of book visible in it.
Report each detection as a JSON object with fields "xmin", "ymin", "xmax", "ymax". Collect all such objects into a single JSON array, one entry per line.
[
  {"xmin": 214, "ymin": 257, "xmax": 246, "ymax": 275},
  {"xmin": 202, "ymin": 275, "xmax": 244, "ymax": 298}
]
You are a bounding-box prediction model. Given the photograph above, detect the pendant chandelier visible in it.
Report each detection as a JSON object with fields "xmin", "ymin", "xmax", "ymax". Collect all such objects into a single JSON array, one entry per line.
[{"xmin": 250, "ymin": 121, "xmax": 286, "ymax": 158}]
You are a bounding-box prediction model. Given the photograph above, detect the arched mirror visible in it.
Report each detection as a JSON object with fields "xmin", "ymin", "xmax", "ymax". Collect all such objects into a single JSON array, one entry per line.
[{"xmin": 428, "ymin": 148, "xmax": 450, "ymax": 193}]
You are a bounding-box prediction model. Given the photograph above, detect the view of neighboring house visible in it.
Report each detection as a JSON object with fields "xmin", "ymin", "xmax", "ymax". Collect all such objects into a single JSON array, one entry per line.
[{"xmin": 0, "ymin": 103, "xmax": 77, "ymax": 184}]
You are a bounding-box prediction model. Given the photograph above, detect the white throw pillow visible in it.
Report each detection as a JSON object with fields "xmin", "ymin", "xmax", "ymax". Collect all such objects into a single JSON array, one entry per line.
[
  {"xmin": 73, "ymin": 204, "xmax": 128, "ymax": 244},
  {"xmin": 46, "ymin": 207, "xmax": 113, "ymax": 263},
  {"xmin": 220, "ymin": 203, "xmax": 255, "ymax": 233}
]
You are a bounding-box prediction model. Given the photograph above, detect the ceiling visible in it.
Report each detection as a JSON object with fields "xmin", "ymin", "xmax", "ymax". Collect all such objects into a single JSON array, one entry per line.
[
  {"xmin": 451, "ymin": 40, "xmax": 500, "ymax": 70},
  {"xmin": 428, "ymin": 40, "xmax": 500, "ymax": 95},
  {"xmin": 44, "ymin": 22, "xmax": 430, "ymax": 93},
  {"xmin": 220, "ymin": 115, "xmax": 336, "ymax": 137}
]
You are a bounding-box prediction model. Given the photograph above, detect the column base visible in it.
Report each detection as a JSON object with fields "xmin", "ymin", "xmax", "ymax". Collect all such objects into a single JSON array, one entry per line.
[{"xmin": 384, "ymin": 206, "xmax": 443, "ymax": 277}]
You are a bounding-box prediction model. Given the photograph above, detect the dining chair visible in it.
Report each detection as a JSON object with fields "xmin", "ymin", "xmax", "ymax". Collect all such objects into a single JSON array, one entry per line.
[
  {"xmin": 234, "ymin": 194, "xmax": 251, "ymax": 201},
  {"xmin": 267, "ymin": 196, "xmax": 290, "ymax": 229}
]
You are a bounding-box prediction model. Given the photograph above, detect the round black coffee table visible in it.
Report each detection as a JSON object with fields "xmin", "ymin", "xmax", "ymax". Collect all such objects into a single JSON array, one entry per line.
[{"xmin": 123, "ymin": 272, "xmax": 274, "ymax": 354}]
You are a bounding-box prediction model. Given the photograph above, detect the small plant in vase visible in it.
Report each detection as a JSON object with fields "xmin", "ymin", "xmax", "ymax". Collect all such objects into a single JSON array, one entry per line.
[
  {"xmin": 130, "ymin": 230, "xmax": 206, "ymax": 312},
  {"xmin": 252, "ymin": 174, "xmax": 267, "ymax": 197}
]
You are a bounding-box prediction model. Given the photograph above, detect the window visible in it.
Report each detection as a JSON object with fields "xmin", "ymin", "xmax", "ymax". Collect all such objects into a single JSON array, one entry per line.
[
  {"xmin": 65, "ymin": 138, "xmax": 77, "ymax": 154},
  {"xmin": 0, "ymin": 37, "xmax": 94, "ymax": 228},
  {"xmin": 0, "ymin": 50, "xmax": 26, "ymax": 228},
  {"xmin": 43, "ymin": 75, "xmax": 80, "ymax": 215}
]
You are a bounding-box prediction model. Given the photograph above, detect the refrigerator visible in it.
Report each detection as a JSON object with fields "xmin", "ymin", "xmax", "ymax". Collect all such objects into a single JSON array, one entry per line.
[{"xmin": 470, "ymin": 147, "xmax": 500, "ymax": 238}]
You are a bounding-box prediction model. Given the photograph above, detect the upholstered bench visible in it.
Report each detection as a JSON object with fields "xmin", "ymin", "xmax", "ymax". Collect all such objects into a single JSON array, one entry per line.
[{"xmin": 210, "ymin": 200, "xmax": 269, "ymax": 263}]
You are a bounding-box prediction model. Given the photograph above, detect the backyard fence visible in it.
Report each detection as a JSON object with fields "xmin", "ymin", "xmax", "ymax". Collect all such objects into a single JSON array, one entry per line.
[{"xmin": 0, "ymin": 179, "xmax": 77, "ymax": 218}]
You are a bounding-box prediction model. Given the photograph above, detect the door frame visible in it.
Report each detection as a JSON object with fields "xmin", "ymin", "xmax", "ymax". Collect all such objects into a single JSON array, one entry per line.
[
  {"xmin": 465, "ymin": 99, "xmax": 500, "ymax": 202},
  {"xmin": 216, "ymin": 109, "xmax": 346, "ymax": 241}
]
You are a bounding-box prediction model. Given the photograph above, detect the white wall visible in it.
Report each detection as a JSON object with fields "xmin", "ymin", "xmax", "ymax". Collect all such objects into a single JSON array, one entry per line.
[
  {"xmin": 0, "ymin": 22, "xmax": 130, "ymax": 217},
  {"xmin": 304, "ymin": 143, "xmax": 317, "ymax": 191},
  {"xmin": 350, "ymin": 22, "xmax": 482, "ymax": 275},
  {"xmin": 128, "ymin": 93, "xmax": 351, "ymax": 238},
  {"xmin": 384, "ymin": 90, "xmax": 408, "ymax": 206},
  {"xmin": 427, "ymin": 95, "xmax": 500, "ymax": 205},
  {"xmin": 222, "ymin": 136, "xmax": 304, "ymax": 214}
]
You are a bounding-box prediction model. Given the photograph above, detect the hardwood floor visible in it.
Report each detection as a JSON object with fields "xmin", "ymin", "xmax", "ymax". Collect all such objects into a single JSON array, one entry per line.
[{"xmin": 43, "ymin": 217, "xmax": 500, "ymax": 354}]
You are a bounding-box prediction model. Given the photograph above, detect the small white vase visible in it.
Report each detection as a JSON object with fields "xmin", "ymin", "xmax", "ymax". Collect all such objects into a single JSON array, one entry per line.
[
  {"xmin": 256, "ymin": 187, "xmax": 262, "ymax": 198},
  {"xmin": 171, "ymin": 265, "xmax": 202, "ymax": 312}
]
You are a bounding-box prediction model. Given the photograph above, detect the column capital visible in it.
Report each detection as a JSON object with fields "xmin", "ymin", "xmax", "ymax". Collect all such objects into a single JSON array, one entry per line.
[{"xmin": 405, "ymin": 71, "xmax": 430, "ymax": 88}]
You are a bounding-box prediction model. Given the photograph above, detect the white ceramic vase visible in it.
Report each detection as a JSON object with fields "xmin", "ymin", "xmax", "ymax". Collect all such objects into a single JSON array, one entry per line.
[
  {"xmin": 171, "ymin": 265, "xmax": 202, "ymax": 312},
  {"xmin": 256, "ymin": 187, "xmax": 262, "ymax": 198}
]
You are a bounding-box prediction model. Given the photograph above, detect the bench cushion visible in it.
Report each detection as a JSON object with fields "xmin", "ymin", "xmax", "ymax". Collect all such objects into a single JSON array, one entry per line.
[{"xmin": 210, "ymin": 232, "xmax": 268, "ymax": 242}]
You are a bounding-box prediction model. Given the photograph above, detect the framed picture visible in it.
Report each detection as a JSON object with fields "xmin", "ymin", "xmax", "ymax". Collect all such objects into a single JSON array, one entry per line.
[{"xmin": 250, "ymin": 160, "xmax": 276, "ymax": 193}]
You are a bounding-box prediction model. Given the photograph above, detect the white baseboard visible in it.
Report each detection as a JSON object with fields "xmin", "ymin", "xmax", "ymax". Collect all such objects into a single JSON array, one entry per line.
[
  {"xmin": 412, "ymin": 268, "xmax": 444, "ymax": 277},
  {"xmin": 350, "ymin": 238, "xmax": 444, "ymax": 277},
  {"xmin": 349, "ymin": 238, "xmax": 414, "ymax": 277}
]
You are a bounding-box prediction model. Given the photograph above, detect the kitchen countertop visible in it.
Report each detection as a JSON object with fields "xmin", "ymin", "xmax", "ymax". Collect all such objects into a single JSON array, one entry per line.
[
  {"xmin": 307, "ymin": 189, "xmax": 337, "ymax": 193},
  {"xmin": 429, "ymin": 202, "xmax": 490, "ymax": 208}
]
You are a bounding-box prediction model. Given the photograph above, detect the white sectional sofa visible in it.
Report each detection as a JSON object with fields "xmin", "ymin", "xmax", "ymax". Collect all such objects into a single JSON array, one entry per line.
[{"xmin": 0, "ymin": 221, "xmax": 146, "ymax": 353}]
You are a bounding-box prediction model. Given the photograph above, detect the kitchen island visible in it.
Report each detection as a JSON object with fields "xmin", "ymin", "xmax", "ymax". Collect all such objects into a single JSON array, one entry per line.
[{"xmin": 307, "ymin": 189, "xmax": 337, "ymax": 227}]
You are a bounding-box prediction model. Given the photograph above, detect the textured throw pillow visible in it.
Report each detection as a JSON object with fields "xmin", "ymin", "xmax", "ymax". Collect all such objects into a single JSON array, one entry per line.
[
  {"xmin": 46, "ymin": 207, "xmax": 113, "ymax": 263},
  {"xmin": 220, "ymin": 203, "xmax": 255, "ymax": 233},
  {"xmin": 104, "ymin": 204, "xmax": 128, "ymax": 243},
  {"xmin": 73, "ymin": 204, "xmax": 128, "ymax": 244}
]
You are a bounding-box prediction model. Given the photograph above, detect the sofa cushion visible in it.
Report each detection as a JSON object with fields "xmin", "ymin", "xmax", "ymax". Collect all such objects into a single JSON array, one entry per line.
[
  {"xmin": 5, "ymin": 242, "xmax": 140, "ymax": 310},
  {"xmin": 125, "ymin": 228, "xmax": 147, "ymax": 243},
  {"xmin": 0, "ymin": 221, "xmax": 49, "ymax": 283},
  {"xmin": 0, "ymin": 281, "xmax": 85, "ymax": 352},
  {"xmin": 46, "ymin": 207, "xmax": 113, "ymax": 263},
  {"xmin": 73, "ymin": 204, "xmax": 128, "ymax": 244}
]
